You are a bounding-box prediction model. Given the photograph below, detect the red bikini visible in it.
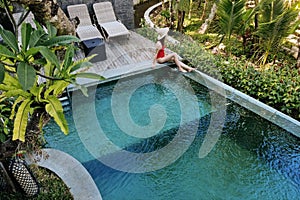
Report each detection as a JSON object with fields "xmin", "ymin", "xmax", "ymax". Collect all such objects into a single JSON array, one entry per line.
[{"xmin": 156, "ymin": 46, "xmax": 165, "ymax": 59}]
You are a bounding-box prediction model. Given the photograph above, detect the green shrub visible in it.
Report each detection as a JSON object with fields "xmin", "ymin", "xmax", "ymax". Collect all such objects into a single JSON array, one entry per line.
[
  {"xmin": 136, "ymin": 27, "xmax": 300, "ymax": 120},
  {"xmin": 135, "ymin": 27, "xmax": 157, "ymax": 42},
  {"xmin": 217, "ymin": 56, "xmax": 300, "ymax": 119}
]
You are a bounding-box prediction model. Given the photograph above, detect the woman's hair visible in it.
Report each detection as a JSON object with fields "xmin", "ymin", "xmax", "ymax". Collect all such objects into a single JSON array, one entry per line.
[{"xmin": 158, "ymin": 37, "xmax": 165, "ymax": 46}]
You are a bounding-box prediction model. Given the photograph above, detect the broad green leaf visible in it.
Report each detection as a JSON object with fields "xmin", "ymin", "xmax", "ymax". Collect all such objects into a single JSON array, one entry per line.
[
  {"xmin": 43, "ymin": 60, "xmax": 54, "ymax": 78},
  {"xmin": 4, "ymin": 89, "xmax": 31, "ymax": 98},
  {"xmin": 70, "ymin": 58, "xmax": 94, "ymax": 73},
  {"xmin": 42, "ymin": 35, "xmax": 80, "ymax": 47},
  {"xmin": 28, "ymin": 29, "xmax": 46, "ymax": 48},
  {"xmin": 72, "ymin": 82, "xmax": 88, "ymax": 97},
  {"xmin": 45, "ymin": 96, "xmax": 68, "ymax": 134},
  {"xmin": 17, "ymin": 62, "xmax": 36, "ymax": 90},
  {"xmin": 44, "ymin": 80, "xmax": 69, "ymax": 98},
  {"xmin": 62, "ymin": 46, "xmax": 74, "ymax": 71},
  {"xmin": 10, "ymin": 96, "xmax": 25, "ymax": 120},
  {"xmin": 21, "ymin": 23, "xmax": 32, "ymax": 51},
  {"xmin": 25, "ymin": 47, "xmax": 41, "ymax": 58},
  {"xmin": 0, "ymin": 45, "xmax": 18, "ymax": 59},
  {"xmin": 0, "ymin": 84, "xmax": 16, "ymax": 91},
  {"xmin": 12, "ymin": 99, "xmax": 33, "ymax": 142},
  {"xmin": 76, "ymin": 72, "xmax": 105, "ymax": 80},
  {"xmin": 0, "ymin": 26, "xmax": 19, "ymax": 53},
  {"xmin": 0, "ymin": 64, "xmax": 4, "ymax": 83},
  {"xmin": 33, "ymin": 20, "xmax": 44, "ymax": 31},
  {"xmin": 38, "ymin": 47, "xmax": 60, "ymax": 68},
  {"xmin": 1, "ymin": 72, "xmax": 22, "ymax": 89},
  {"xmin": 46, "ymin": 22, "xmax": 57, "ymax": 38}
]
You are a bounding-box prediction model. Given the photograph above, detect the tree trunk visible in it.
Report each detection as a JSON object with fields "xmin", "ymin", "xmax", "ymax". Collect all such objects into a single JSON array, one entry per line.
[
  {"xmin": 169, "ymin": 0, "xmax": 176, "ymax": 29},
  {"xmin": 200, "ymin": 0, "xmax": 207, "ymax": 20},
  {"xmin": 177, "ymin": 10, "xmax": 185, "ymax": 33},
  {"xmin": 11, "ymin": 0, "xmax": 75, "ymax": 36},
  {"xmin": 198, "ymin": 3, "xmax": 217, "ymax": 34},
  {"xmin": 188, "ymin": 0, "xmax": 192, "ymax": 19}
]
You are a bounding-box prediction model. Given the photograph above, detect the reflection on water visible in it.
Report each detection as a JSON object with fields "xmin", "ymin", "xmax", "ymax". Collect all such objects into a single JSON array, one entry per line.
[{"xmin": 44, "ymin": 70, "xmax": 300, "ymax": 200}]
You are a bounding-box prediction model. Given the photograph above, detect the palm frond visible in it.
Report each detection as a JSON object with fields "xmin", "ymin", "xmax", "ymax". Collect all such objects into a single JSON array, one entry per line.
[
  {"xmin": 254, "ymin": 0, "xmax": 298, "ymax": 65},
  {"xmin": 217, "ymin": 0, "xmax": 246, "ymax": 39}
]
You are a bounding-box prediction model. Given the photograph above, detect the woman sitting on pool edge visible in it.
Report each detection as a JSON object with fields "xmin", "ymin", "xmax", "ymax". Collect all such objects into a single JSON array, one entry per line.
[{"xmin": 152, "ymin": 27, "xmax": 194, "ymax": 72}]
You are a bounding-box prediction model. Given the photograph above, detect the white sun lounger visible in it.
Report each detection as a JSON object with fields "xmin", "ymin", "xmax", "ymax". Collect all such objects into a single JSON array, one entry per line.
[
  {"xmin": 92, "ymin": 2, "xmax": 130, "ymax": 40},
  {"xmin": 67, "ymin": 4, "xmax": 103, "ymax": 41}
]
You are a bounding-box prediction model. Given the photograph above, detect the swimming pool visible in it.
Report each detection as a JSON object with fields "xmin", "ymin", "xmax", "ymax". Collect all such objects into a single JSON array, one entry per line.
[{"xmin": 44, "ymin": 68, "xmax": 300, "ymax": 199}]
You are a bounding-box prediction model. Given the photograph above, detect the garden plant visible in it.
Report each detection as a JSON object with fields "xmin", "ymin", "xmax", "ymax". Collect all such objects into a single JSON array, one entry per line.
[
  {"xmin": 0, "ymin": 13, "xmax": 102, "ymax": 199},
  {"xmin": 147, "ymin": 0, "xmax": 300, "ymax": 120}
]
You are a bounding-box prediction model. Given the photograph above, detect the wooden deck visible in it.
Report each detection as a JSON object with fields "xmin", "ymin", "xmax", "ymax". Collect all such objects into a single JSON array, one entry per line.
[{"xmin": 76, "ymin": 31, "xmax": 156, "ymax": 75}]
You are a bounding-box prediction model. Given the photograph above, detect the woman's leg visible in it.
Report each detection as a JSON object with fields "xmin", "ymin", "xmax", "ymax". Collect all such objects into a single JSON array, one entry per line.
[
  {"xmin": 178, "ymin": 61, "xmax": 194, "ymax": 72},
  {"xmin": 157, "ymin": 53, "xmax": 187, "ymax": 72}
]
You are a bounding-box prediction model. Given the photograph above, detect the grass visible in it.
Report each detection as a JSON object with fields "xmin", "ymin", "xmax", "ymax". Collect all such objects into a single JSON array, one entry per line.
[{"xmin": 0, "ymin": 165, "xmax": 73, "ymax": 200}]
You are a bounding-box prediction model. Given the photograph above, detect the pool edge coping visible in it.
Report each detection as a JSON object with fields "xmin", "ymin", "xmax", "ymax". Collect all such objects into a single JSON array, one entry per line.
[
  {"xmin": 26, "ymin": 148, "xmax": 102, "ymax": 200},
  {"xmin": 186, "ymin": 70, "xmax": 300, "ymax": 137}
]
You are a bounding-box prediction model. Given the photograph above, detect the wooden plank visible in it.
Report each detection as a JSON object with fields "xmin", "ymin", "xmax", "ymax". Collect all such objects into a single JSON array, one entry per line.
[{"xmin": 75, "ymin": 31, "xmax": 182, "ymax": 78}]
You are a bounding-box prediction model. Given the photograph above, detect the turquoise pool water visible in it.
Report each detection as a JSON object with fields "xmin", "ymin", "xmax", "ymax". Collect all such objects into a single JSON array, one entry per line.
[{"xmin": 44, "ymin": 68, "xmax": 300, "ymax": 199}]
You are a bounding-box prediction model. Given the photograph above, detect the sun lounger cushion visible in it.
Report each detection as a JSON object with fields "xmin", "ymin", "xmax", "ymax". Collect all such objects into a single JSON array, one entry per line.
[
  {"xmin": 67, "ymin": 4, "xmax": 103, "ymax": 41},
  {"xmin": 93, "ymin": 2, "xmax": 130, "ymax": 39}
]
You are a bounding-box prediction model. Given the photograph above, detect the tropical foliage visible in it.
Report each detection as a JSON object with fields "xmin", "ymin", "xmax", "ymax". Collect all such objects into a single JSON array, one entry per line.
[
  {"xmin": 216, "ymin": 0, "xmax": 246, "ymax": 42},
  {"xmin": 146, "ymin": 0, "xmax": 300, "ymax": 120},
  {"xmin": 254, "ymin": 0, "xmax": 299, "ymax": 65},
  {"xmin": 152, "ymin": 0, "xmax": 299, "ymax": 65},
  {"xmin": 217, "ymin": 56, "xmax": 300, "ymax": 119},
  {"xmin": 0, "ymin": 0, "xmax": 75, "ymax": 36},
  {"xmin": 137, "ymin": 18, "xmax": 299, "ymax": 119},
  {"xmin": 214, "ymin": 0, "xmax": 299, "ymax": 64},
  {"xmin": 0, "ymin": 22, "xmax": 103, "ymax": 143},
  {"xmin": 0, "ymin": 97, "xmax": 13, "ymax": 142}
]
